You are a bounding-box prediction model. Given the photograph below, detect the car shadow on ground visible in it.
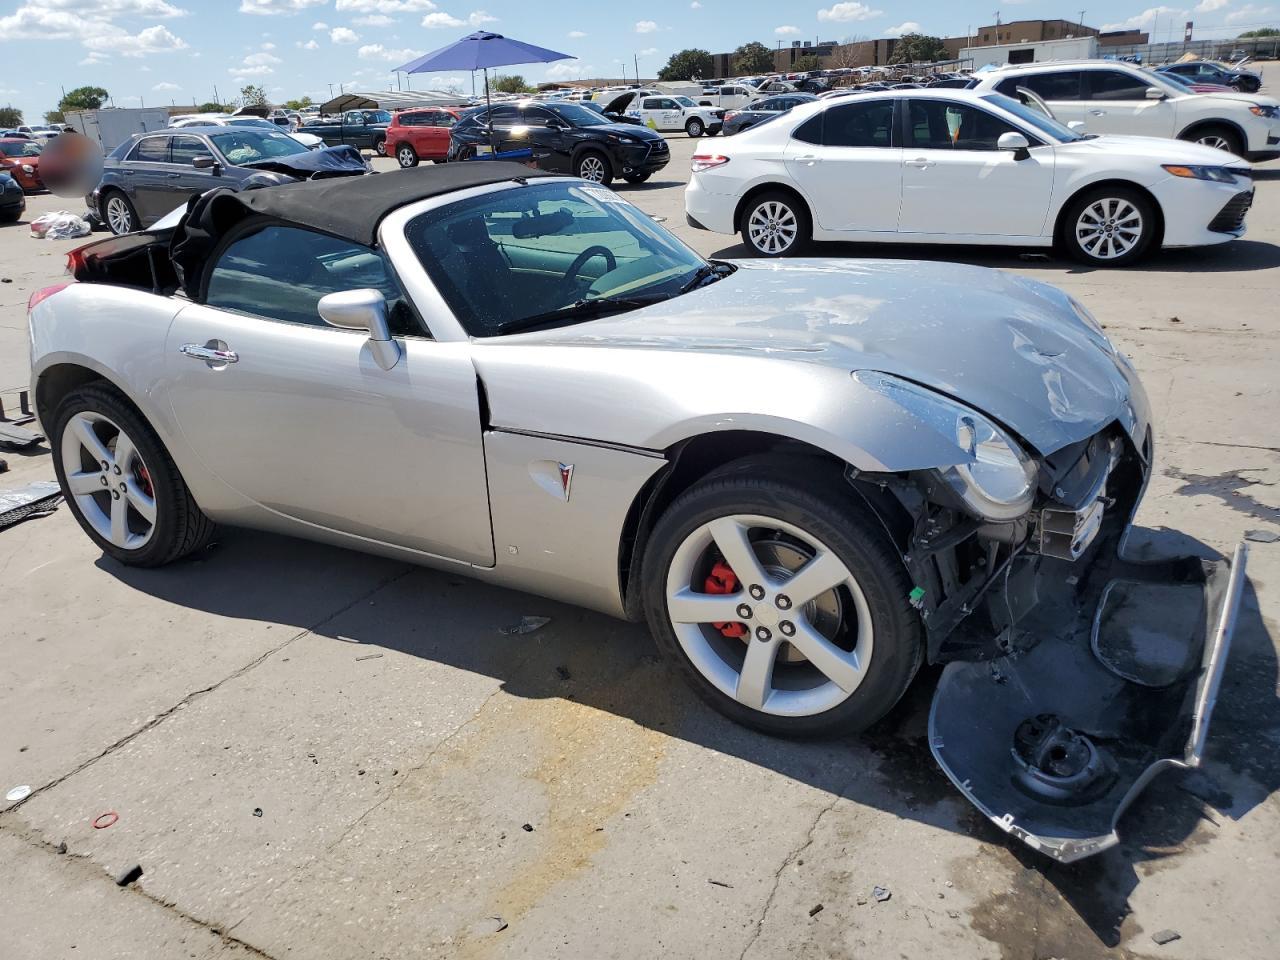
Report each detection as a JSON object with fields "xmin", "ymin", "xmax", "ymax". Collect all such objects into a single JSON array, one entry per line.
[
  {"xmin": 95, "ymin": 520, "xmax": 1277, "ymax": 951},
  {"xmin": 708, "ymin": 237, "xmax": 1280, "ymax": 273}
]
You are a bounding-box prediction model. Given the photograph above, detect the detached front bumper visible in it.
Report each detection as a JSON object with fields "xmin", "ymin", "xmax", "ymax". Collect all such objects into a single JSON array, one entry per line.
[{"xmin": 927, "ymin": 446, "xmax": 1248, "ymax": 861}]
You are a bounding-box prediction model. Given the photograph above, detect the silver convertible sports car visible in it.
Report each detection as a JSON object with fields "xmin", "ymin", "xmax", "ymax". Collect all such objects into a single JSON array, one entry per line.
[{"xmin": 28, "ymin": 163, "xmax": 1245, "ymax": 862}]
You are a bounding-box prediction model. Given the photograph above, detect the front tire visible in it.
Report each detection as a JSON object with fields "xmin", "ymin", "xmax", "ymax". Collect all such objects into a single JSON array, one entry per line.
[
  {"xmin": 686, "ymin": 118, "xmax": 705, "ymax": 138},
  {"xmin": 1182, "ymin": 124, "xmax": 1243, "ymax": 157},
  {"xmin": 1061, "ymin": 186, "xmax": 1156, "ymax": 267},
  {"xmin": 740, "ymin": 190, "xmax": 811, "ymax": 257},
  {"xmin": 574, "ymin": 150, "xmax": 613, "ymax": 185},
  {"xmin": 642, "ymin": 463, "xmax": 923, "ymax": 736},
  {"xmin": 396, "ymin": 142, "xmax": 419, "ymax": 167},
  {"xmin": 52, "ymin": 383, "xmax": 216, "ymax": 567}
]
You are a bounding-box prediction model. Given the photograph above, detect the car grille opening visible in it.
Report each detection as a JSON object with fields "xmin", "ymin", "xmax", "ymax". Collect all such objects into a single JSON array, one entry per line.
[{"xmin": 1208, "ymin": 190, "xmax": 1254, "ymax": 234}]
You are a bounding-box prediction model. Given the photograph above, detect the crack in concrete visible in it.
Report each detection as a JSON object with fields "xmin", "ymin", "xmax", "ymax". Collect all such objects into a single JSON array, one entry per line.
[
  {"xmin": 736, "ymin": 786, "xmax": 849, "ymax": 960},
  {"xmin": 1165, "ymin": 436, "xmax": 1280, "ymax": 454}
]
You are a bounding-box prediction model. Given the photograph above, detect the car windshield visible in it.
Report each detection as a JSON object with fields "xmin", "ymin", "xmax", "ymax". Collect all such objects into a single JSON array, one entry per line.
[
  {"xmin": 208, "ymin": 130, "xmax": 308, "ymax": 164},
  {"xmin": 542, "ymin": 102, "xmax": 610, "ymax": 126},
  {"xmin": 227, "ymin": 118, "xmax": 279, "ymax": 130},
  {"xmin": 406, "ymin": 180, "xmax": 714, "ymax": 337},
  {"xmin": 366, "ymin": 110, "xmax": 391, "ymax": 124},
  {"xmin": 674, "ymin": 96, "xmax": 698, "ymax": 107},
  {"xmin": 980, "ymin": 94, "xmax": 1084, "ymax": 143},
  {"xmin": 0, "ymin": 140, "xmax": 42, "ymax": 157}
]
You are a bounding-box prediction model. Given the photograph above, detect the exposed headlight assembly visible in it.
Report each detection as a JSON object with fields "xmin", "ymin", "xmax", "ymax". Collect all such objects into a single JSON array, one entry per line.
[
  {"xmin": 854, "ymin": 371, "xmax": 1038, "ymax": 521},
  {"xmin": 1249, "ymin": 104, "xmax": 1279, "ymax": 118},
  {"xmin": 1161, "ymin": 164, "xmax": 1238, "ymax": 183}
]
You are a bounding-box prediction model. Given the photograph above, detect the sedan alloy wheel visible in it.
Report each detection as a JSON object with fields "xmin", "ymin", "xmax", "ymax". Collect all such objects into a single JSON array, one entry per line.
[
  {"xmin": 105, "ymin": 194, "xmax": 134, "ymax": 235},
  {"xmin": 60, "ymin": 410, "xmax": 157, "ymax": 551},
  {"xmin": 1073, "ymin": 197, "xmax": 1144, "ymax": 262},
  {"xmin": 747, "ymin": 200, "xmax": 799, "ymax": 255}
]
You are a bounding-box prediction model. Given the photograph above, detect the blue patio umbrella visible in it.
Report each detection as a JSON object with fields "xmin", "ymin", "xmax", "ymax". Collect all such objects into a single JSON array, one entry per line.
[{"xmin": 394, "ymin": 31, "xmax": 575, "ymax": 151}]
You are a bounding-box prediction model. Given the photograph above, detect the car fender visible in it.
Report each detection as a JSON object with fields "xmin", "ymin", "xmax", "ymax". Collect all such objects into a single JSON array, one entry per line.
[{"xmin": 1176, "ymin": 113, "xmax": 1249, "ymax": 146}]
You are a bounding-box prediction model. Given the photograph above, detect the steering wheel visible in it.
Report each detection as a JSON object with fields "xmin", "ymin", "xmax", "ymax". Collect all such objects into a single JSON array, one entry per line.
[{"xmin": 561, "ymin": 245, "xmax": 616, "ymax": 296}]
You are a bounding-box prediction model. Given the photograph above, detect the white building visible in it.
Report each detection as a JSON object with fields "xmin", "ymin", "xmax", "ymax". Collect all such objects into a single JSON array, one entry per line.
[{"xmin": 962, "ymin": 35, "xmax": 1100, "ymax": 69}]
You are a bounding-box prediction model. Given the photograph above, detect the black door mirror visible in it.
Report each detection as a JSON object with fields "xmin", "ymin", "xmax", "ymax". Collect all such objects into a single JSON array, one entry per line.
[{"xmin": 192, "ymin": 154, "xmax": 219, "ymax": 170}]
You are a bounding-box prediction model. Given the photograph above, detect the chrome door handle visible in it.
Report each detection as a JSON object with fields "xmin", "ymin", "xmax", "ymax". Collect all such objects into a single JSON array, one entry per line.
[
  {"xmin": 1089, "ymin": 109, "xmax": 1107, "ymax": 117},
  {"xmin": 905, "ymin": 158, "xmax": 936, "ymax": 168},
  {"xmin": 793, "ymin": 154, "xmax": 821, "ymax": 163},
  {"xmin": 167, "ymin": 173, "xmax": 181, "ymax": 179},
  {"xmin": 180, "ymin": 343, "xmax": 238, "ymax": 363}
]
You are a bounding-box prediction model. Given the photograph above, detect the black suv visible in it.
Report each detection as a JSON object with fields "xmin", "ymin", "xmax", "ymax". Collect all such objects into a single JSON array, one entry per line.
[{"xmin": 446, "ymin": 100, "xmax": 669, "ymax": 185}]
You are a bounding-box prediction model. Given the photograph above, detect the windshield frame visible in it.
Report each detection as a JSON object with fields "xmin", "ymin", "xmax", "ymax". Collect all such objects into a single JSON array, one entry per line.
[
  {"xmin": 385, "ymin": 179, "xmax": 713, "ymax": 340},
  {"xmin": 979, "ymin": 93, "xmax": 1085, "ymax": 143},
  {"xmin": 207, "ymin": 128, "xmax": 309, "ymax": 165},
  {"xmin": 540, "ymin": 101, "xmax": 611, "ymax": 127}
]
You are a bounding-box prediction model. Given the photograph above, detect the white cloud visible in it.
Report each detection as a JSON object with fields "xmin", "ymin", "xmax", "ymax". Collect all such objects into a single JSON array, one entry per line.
[
  {"xmin": 774, "ymin": 25, "xmax": 800, "ymax": 36},
  {"xmin": 691, "ymin": 1, "xmax": 701, "ymax": 7},
  {"xmin": 545, "ymin": 61, "xmax": 587, "ymax": 80},
  {"xmin": 422, "ymin": 11, "xmax": 464, "ymax": 26},
  {"xmin": 1100, "ymin": 6, "xmax": 1181, "ymax": 31},
  {"xmin": 817, "ymin": 2, "xmax": 883, "ymax": 22},
  {"xmin": 1227, "ymin": 3, "xmax": 1277, "ymax": 22},
  {"xmin": 85, "ymin": 24, "xmax": 188, "ymax": 57},
  {"xmin": 239, "ymin": 0, "xmax": 327, "ymax": 14},
  {"xmin": 312, "ymin": 20, "xmax": 328, "ymax": 29},
  {"xmin": 152, "ymin": 81, "xmax": 181, "ymax": 90},
  {"xmin": 45, "ymin": 0, "xmax": 187, "ymax": 14},
  {"xmin": 635, "ymin": 19, "xmax": 658, "ymax": 32},
  {"xmin": 336, "ymin": 0, "xmax": 438, "ymax": 11},
  {"xmin": 330, "ymin": 26, "xmax": 360, "ymax": 42},
  {"xmin": 244, "ymin": 50, "xmax": 282, "ymax": 65},
  {"xmin": 883, "ymin": 21, "xmax": 920, "ymax": 37},
  {"xmin": 1195, "ymin": 0, "xmax": 1229, "ymax": 10},
  {"xmin": 296, "ymin": 38, "xmax": 319, "ymax": 48},
  {"xmin": 261, "ymin": 41, "xmax": 276, "ymax": 49},
  {"xmin": 568, "ymin": 30, "xmax": 586, "ymax": 38},
  {"xmin": 639, "ymin": 47, "xmax": 658, "ymax": 55},
  {"xmin": 230, "ymin": 64, "xmax": 274, "ymax": 76},
  {"xmin": 358, "ymin": 42, "xmax": 424, "ymax": 61},
  {"xmin": 355, "ymin": 13, "xmax": 394, "ymax": 23},
  {"xmin": 468, "ymin": 9, "xmax": 496, "ymax": 24}
]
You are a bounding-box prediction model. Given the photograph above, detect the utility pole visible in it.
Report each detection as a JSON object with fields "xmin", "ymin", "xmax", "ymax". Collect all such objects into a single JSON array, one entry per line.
[
  {"xmin": 327, "ymin": 82, "xmax": 334, "ymax": 98},
  {"xmin": 213, "ymin": 84, "xmax": 221, "ymax": 106},
  {"xmin": 634, "ymin": 52, "xmax": 639, "ymax": 84}
]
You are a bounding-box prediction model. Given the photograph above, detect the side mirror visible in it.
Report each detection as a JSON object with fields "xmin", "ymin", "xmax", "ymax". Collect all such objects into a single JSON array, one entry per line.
[
  {"xmin": 997, "ymin": 131, "xmax": 1031, "ymax": 159},
  {"xmin": 1145, "ymin": 87, "xmax": 1166, "ymax": 100},
  {"xmin": 192, "ymin": 154, "xmax": 217, "ymax": 169},
  {"xmin": 317, "ymin": 288, "xmax": 401, "ymax": 371}
]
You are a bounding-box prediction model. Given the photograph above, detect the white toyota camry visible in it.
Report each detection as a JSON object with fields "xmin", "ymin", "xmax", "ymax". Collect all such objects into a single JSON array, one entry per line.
[{"xmin": 684, "ymin": 89, "xmax": 1255, "ymax": 266}]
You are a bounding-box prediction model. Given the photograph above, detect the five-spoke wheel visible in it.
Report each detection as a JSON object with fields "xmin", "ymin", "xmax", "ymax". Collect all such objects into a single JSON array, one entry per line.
[{"xmin": 60, "ymin": 410, "xmax": 157, "ymax": 551}]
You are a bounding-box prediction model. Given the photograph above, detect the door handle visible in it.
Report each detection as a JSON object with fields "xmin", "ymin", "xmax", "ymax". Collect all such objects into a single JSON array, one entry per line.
[
  {"xmin": 180, "ymin": 343, "xmax": 238, "ymax": 364},
  {"xmin": 905, "ymin": 158, "xmax": 936, "ymax": 169},
  {"xmin": 1089, "ymin": 109, "xmax": 1108, "ymax": 117},
  {"xmin": 167, "ymin": 172, "xmax": 180, "ymax": 179},
  {"xmin": 793, "ymin": 154, "xmax": 821, "ymax": 164}
]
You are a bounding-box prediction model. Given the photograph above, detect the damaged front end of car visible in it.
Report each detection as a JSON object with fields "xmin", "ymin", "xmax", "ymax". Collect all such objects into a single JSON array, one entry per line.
[{"xmin": 850, "ymin": 372, "xmax": 1248, "ymax": 863}]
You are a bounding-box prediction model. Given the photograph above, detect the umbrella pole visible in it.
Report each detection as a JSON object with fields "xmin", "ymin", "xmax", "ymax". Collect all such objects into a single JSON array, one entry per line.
[{"xmin": 484, "ymin": 66, "xmax": 494, "ymax": 154}]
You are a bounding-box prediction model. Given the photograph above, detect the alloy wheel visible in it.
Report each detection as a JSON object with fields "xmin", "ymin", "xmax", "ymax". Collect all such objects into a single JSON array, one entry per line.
[
  {"xmin": 747, "ymin": 201, "xmax": 798, "ymax": 255},
  {"xmin": 1074, "ymin": 198, "xmax": 1144, "ymax": 261},
  {"xmin": 688, "ymin": 119, "xmax": 704, "ymax": 137},
  {"xmin": 578, "ymin": 154, "xmax": 606, "ymax": 182},
  {"xmin": 664, "ymin": 514, "xmax": 874, "ymax": 717},
  {"xmin": 1196, "ymin": 134, "xmax": 1231, "ymax": 151},
  {"xmin": 397, "ymin": 145, "xmax": 415, "ymax": 167},
  {"xmin": 106, "ymin": 196, "xmax": 132, "ymax": 235},
  {"xmin": 60, "ymin": 411, "xmax": 157, "ymax": 550},
  {"xmin": 375, "ymin": 138, "xmax": 387, "ymax": 157}
]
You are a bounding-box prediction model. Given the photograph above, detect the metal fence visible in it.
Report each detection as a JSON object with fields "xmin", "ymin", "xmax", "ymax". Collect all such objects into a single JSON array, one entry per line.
[{"xmin": 1104, "ymin": 37, "xmax": 1280, "ymax": 64}]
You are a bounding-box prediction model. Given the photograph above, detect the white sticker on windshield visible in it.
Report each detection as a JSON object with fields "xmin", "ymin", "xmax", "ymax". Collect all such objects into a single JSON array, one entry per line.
[{"xmin": 580, "ymin": 185, "xmax": 628, "ymax": 205}]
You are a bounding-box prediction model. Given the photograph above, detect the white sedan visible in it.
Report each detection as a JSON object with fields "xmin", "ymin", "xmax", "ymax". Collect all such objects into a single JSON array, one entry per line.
[
  {"xmin": 684, "ymin": 89, "xmax": 1255, "ymax": 265},
  {"xmin": 171, "ymin": 115, "xmax": 324, "ymax": 150}
]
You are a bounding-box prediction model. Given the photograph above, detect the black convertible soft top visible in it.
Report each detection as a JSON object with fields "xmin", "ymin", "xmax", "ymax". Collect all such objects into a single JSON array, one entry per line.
[{"xmin": 169, "ymin": 161, "xmax": 552, "ymax": 298}]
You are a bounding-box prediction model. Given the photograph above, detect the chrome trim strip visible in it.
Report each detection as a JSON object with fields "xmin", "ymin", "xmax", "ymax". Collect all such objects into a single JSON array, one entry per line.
[{"xmin": 487, "ymin": 425, "xmax": 667, "ymax": 459}]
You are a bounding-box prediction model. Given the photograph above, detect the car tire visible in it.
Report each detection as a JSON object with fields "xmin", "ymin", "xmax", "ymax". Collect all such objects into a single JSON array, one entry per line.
[
  {"xmin": 1182, "ymin": 124, "xmax": 1243, "ymax": 157},
  {"xmin": 51, "ymin": 382, "xmax": 217, "ymax": 568},
  {"xmin": 574, "ymin": 150, "xmax": 613, "ymax": 185},
  {"xmin": 623, "ymin": 171, "xmax": 651, "ymax": 184},
  {"xmin": 373, "ymin": 136, "xmax": 387, "ymax": 157},
  {"xmin": 641, "ymin": 462, "xmax": 923, "ymax": 737},
  {"xmin": 739, "ymin": 190, "xmax": 811, "ymax": 257},
  {"xmin": 1061, "ymin": 185, "xmax": 1157, "ymax": 267},
  {"xmin": 0, "ymin": 208, "xmax": 20, "ymax": 224},
  {"xmin": 101, "ymin": 189, "xmax": 138, "ymax": 236},
  {"xmin": 686, "ymin": 118, "xmax": 705, "ymax": 138},
  {"xmin": 706, "ymin": 128, "xmax": 720, "ymax": 137},
  {"xmin": 396, "ymin": 142, "xmax": 419, "ymax": 167}
]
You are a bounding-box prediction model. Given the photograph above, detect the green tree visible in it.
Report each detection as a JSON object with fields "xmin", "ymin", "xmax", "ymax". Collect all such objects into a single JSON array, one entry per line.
[
  {"xmin": 657, "ymin": 48, "xmax": 713, "ymax": 82},
  {"xmin": 44, "ymin": 109, "xmax": 66, "ymax": 124},
  {"xmin": 284, "ymin": 96, "xmax": 314, "ymax": 110},
  {"xmin": 1238, "ymin": 27, "xmax": 1279, "ymax": 38},
  {"xmin": 239, "ymin": 84, "xmax": 268, "ymax": 107},
  {"xmin": 731, "ymin": 41, "xmax": 773, "ymax": 74},
  {"xmin": 889, "ymin": 34, "xmax": 947, "ymax": 64},
  {"xmin": 58, "ymin": 86, "xmax": 110, "ymax": 113},
  {"xmin": 793, "ymin": 55, "xmax": 821, "ymax": 72},
  {"xmin": 197, "ymin": 101, "xmax": 229, "ymax": 113},
  {"xmin": 0, "ymin": 106, "xmax": 22, "ymax": 128},
  {"xmin": 492, "ymin": 74, "xmax": 531, "ymax": 94}
]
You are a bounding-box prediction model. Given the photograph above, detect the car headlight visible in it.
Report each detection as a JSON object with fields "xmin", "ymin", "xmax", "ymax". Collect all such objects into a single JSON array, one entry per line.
[
  {"xmin": 1162, "ymin": 164, "xmax": 1238, "ymax": 183},
  {"xmin": 608, "ymin": 133, "xmax": 636, "ymax": 143},
  {"xmin": 1249, "ymin": 105, "xmax": 1279, "ymax": 118},
  {"xmin": 21, "ymin": 163, "xmax": 34, "ymax": 173},
  {"xmin": 854, "ymin": 371, "xmax": 1038, "ymax": 521}
]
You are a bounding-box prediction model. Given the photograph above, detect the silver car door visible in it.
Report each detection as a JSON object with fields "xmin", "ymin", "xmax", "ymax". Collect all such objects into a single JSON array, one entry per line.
[{"xmin": 163, "ymin": 223, "xmax": 494, "ymax": 565}]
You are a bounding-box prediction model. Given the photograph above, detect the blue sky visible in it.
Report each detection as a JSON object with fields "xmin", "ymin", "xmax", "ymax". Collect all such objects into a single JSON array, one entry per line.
[{"xmin": 1, "ymin": 0, "xmax": 1276, "ymax": 121}]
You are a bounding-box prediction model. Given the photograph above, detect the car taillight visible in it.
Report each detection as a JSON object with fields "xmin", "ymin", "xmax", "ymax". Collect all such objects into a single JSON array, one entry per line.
[
  {"xmin": 691, "ymin": 154, "xmax": 729, "ymax": 173},
  {"xmin": 724, "ymin": 111, "xmax": 738, "ymax": 122},
  {"xmin": 29, "ymin": 283, "xmax": 70, "ymax": 311}
]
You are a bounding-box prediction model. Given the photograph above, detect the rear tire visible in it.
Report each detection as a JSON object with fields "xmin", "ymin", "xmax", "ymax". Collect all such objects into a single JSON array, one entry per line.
[
  {"xmin": 623, "ymin": 171, "xmax": 651, "ymax": 184},
  {"xmin": 1060, "ymin": 185, "xmax": 1156, "ymax": 267},
  {"xmin": 52, "ymin": 382, "xmax": 217, "ymax": 568},
  {"xmin": 739, "ymin": 190, "xmax": 811, "ymax": 257},
  {"xmin": 396, "ymin": 142, "xmax": 419, "ymax": 167},
  {"xmin": 102, "ymin": 190, "xmax": 138, "ymax": 236},
  {"xmin": 642, "ymin": 462, "xmax": 923, "ymax": 737},
  {"xmin": 1181, "ymin": 124, "xmax": 1243, "ymax": 157}
]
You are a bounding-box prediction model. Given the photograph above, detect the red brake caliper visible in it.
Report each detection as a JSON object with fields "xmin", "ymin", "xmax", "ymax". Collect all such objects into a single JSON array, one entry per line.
[{"xmin": 704, "ymin": 560, "xmax": 747, "ymax": 638}]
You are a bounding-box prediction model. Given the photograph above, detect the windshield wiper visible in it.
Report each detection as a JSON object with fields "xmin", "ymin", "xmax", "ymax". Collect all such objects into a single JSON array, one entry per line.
[
  {"xmin": 677, "ymin": 260, "xmax": 734, "ymax": 295},
  {"xmin": 496, "ymin": 294, "xmax": 667, "ymax": 335}
]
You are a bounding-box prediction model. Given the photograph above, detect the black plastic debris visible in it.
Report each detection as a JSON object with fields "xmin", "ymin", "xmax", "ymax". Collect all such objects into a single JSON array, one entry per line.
[
  {"xmin": 0, "ymin": 480, "xmax": 62, "ymax": 529},
  {"xmin": 521, "ymin": 823, "xmax": 534, "ymax": 832},
  {"xmin": 500, "ymin": 616, "xmax": 551, "ymax": 636},
  {"xmin": 252, "ymin": 807, "xmax": 263, "ymax": 818},
  {"xmin": 707, "ymin": 879, "xmax": 733, "ymax": 888},
  {"xmin": 115, "ymin": 864, "xmax": 143, "ymax": 886},
  {"xmin": 808, "ymin": 904, "xmax": 824, "ymax": 917}
]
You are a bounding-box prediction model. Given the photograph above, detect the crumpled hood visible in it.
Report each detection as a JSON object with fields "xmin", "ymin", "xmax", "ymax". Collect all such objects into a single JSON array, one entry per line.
[{"xmin": 535, "ymin": 259, "xmax": 1146, "ymax": 456}]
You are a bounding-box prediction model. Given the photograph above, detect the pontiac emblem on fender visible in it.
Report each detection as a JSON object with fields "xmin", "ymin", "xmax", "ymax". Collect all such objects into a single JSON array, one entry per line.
[{"xmin": 557, "ymin": 462, "xmax": 574, "ymax": 502}]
